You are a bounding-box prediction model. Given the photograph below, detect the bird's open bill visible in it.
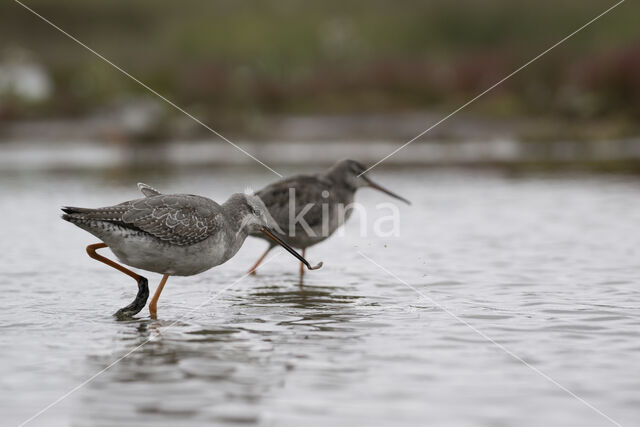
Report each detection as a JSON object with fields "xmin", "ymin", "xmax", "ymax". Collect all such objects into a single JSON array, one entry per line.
[
  {"xmin": 261, "ymin": 227, "xmax": 323, "ymax": 270},
  {"xmin": 362, "ymin": 176, "xmax": 411, "ymax": 205}
]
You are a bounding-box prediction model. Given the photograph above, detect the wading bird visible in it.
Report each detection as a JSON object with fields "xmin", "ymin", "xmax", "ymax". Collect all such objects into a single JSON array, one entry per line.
[
  {"xmin": 62, "ymin": 183, "xmax": 322, "ymax": 318},
  {"xmin": 248, "ymin": 159, "xmax": 409, "ymax": 279}
]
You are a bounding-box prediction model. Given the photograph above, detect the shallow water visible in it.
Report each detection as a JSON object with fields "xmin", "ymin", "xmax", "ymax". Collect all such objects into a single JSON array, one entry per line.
[{"xmin": 1, "ymin": 167, "xmax": 639, "ymax": 427}]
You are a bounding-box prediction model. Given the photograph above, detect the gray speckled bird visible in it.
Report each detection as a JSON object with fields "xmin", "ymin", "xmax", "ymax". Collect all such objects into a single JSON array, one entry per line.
[
  {"xmin": 248, "ymin": 159, "xmax": 410, "ymax": 278},
  {"xmin": 62, "ymin": 183, "xmax": 322, "ymax": 318}
]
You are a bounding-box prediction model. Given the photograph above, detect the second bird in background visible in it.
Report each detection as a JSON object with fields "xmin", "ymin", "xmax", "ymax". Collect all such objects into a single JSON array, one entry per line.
[{"xmin": 248, "ymin": 159, "xmax": 410, "ymax": 279}]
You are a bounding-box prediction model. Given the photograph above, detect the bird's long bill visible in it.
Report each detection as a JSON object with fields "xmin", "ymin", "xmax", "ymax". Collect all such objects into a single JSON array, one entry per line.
[
  {"xmin": 362, "ymin": 176, "xmax": 411, "ymax": 205},
  {"xmin": 261, "ymin": 228, "xmax": 323, "ymax": 270}
]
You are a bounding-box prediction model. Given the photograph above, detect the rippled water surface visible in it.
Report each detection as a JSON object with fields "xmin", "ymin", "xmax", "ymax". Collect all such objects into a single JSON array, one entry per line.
[{"xmin": 1, "ymin": 167, "xmax": 639, "ymax": 427}]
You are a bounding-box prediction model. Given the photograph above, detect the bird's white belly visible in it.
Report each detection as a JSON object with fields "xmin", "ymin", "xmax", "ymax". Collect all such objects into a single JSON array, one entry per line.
[{"xmin": 107, "ymin": 233, "xmax": 231, "ymax": 276}]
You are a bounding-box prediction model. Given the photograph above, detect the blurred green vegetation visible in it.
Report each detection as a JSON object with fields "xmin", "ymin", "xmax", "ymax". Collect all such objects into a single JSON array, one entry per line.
[{"xmin": 1, "ymin": 0, "xmax": 639, "ymax": 133}]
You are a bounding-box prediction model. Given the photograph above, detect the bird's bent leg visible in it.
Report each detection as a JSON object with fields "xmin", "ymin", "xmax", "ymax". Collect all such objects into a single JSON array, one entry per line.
[
  {"xmin": 86, "ymin": 243, "xmax": 149, "ymax": 318},
  {"xmin": 248, "ymin": 245, "xmax": 274, "ymax": 275},
  {"xmin": 149, "ymin": 274, "xmax": 169, "ymax": 319}
]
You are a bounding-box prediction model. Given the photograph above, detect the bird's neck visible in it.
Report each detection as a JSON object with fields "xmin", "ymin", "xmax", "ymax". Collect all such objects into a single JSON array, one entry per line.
[
  {"xmin": 218, "ymin": 207, "xmax": 251, "ymax": 260},
  {"xmin": 323, "ymin": 171, "xmax": 358, "ymax": 198},
  {"xmin": 322, "ymin": 168, "xmax": 358, "ymax": 193},
  {"xmin": 221, "ymin": 202, "xmax": 250, "ymax": 234}
]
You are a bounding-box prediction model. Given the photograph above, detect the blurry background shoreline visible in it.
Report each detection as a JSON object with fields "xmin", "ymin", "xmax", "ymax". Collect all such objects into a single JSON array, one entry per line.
[{"xmin": 1, "ymin": 0, "xmax": 640, "ymax": 173}]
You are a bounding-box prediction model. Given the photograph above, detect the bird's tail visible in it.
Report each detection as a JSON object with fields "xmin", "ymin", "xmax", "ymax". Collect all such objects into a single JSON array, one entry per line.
[{"xmin": 61, "ymin": 206, "xmax": 93, "ymax": 223}]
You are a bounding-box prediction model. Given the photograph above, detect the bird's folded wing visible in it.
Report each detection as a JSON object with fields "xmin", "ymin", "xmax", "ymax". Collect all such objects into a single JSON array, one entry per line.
[{"xmin": 120, "ymin": 195, "xmax": 221, "ymax": 246}]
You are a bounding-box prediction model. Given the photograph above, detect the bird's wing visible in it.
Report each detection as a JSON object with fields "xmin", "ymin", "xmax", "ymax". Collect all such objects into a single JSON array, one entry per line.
[
  {"xmin": 257, "ymin": 175, "xmax": 331, "ymax": 233},
  {"xmin": 117, "ymin": 195, "xmax": 223, "ymax": 246},
  {"xmin": 137, "ymin": 182, "xmax": 162, "ymax": 197},
  {"xmin": 71, "ymin": 194, "xmax": 222, "ymax": 246}
]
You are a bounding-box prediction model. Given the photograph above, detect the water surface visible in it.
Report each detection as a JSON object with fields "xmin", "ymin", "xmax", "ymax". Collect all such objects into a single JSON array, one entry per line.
[{"xmin": 1, "ymin": 168, "xmax": 639, "ymax": 426}]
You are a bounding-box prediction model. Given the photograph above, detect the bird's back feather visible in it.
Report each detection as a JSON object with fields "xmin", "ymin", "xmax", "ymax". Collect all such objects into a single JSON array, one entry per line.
[
  {"xmin": 138, "ymin": 182, "xmax": 162, "ymax": 197},
  {"xmin": 62, "ymin": 194, "xmax": 224, "ymax": 246}
]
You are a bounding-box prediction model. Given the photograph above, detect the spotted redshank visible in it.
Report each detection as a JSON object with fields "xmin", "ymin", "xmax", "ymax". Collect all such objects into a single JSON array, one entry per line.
[
  {"xmin": 62, "ymin": 183, "xmax": 322, "ymax": 318},
  {"xmin": 248, "ymin": 159, "xmax": 409, "ymax": 278}
]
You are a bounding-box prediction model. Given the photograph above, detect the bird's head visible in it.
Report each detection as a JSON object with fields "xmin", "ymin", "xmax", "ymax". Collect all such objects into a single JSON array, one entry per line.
[
  {"xmin": 329, "ymin": 159, "xmax": 411, "ymax": 205},
  {"xmin": 230, "ymin": 191, "xmax": 323, "ymax": 271},
  {"xmin": 240, "ymin": 192, "xmax": 278, "ymax": 234}
]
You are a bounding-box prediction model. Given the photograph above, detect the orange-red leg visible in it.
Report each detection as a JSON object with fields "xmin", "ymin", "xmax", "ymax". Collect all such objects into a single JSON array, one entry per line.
[
  {"xmin": 86, "ymin": 243, "xmax": 149, "ymax": 318},
  {"xmin": 149, "ymin": 274, "xmax": 169, "ymax": 318},
  {"xmin": 248, "ymin": 245, "xmax": 273, "ymax": 275},
  {"xmin": 87, "ymin": 243, "xmax": 139, "ymax": 280}
]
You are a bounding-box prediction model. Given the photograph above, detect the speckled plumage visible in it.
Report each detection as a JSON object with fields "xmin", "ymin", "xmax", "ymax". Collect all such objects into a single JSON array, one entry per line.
[
  {"xmin": 250, "ymin": 159, "xmax": 410, "ymax": 252},
  {"xmin": 63, "ymin": 184, "xmax": 267, "ymax": 276},
  {"xmin": 254, "ymin": 172, "xmax": 355, "ymax": 249}
]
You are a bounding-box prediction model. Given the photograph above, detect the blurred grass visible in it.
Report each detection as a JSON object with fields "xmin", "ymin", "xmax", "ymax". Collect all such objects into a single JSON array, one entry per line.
[{"xmin": 1, "ymin": 0, "xmax": 640, "ymax": 132}]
